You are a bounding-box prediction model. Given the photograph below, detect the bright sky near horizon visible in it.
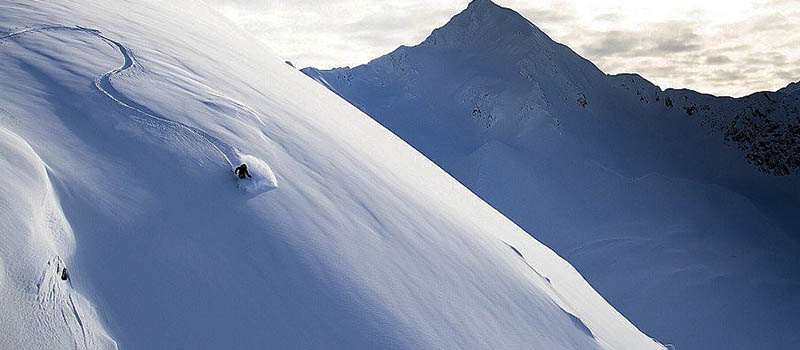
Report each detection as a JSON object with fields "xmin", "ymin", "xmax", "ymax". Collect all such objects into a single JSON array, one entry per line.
[{"xmin": 211, "ymin": 0, "xmax": 799, "ymax": 97}]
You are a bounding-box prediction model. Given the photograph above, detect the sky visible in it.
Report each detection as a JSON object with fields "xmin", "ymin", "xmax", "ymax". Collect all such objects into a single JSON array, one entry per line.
[{"xmin": 210, "ymin": 0, "xmax": 800, "ymax": 97}]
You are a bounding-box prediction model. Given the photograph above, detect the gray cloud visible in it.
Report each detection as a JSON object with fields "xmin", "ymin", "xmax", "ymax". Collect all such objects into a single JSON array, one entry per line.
[
  {"xmin": 749, "ymin": 14, "xmax": 796, "ymax": 32},
  {"xmin": 595, "ymin": 13, "xmax": 622, "ymax": 22},
  {"xmin": 209, "ymin": 0, "xmax": 800, "ymax": 97},
  {"xmin": 580, "ymin": 30, "xmax": 641, "ymax": 56},
  {"xmin": 715, "ymin": 44, "xmax": 751, "ymax": 53},
  {"xmin": 650, "ymin": 38, "xmax": 701, "ymax": 55},
  {"xmin": 579, "ymin": 23, "xmax": 700, "ymax": 58},
  {"xmin": 711, "ymin": 69, "xmax": 748, "ymax": 82},
  {"xmin": 773, "ymin": 69, "xmax": 799, "ymax": 81},
  {"xmin": 706, "ymin": 55, "xmax": 733, "ymax": 65},
  {"xmin": 743, "ymin": 52, "xmax": 788, "ymax": 66},
  {"xmin": 519, "ymin": 8, "xmax": 576, "ymax": 24},
  {"xmin": 638, "ymin": 23, "xmax": 702, "ymax": 56}
]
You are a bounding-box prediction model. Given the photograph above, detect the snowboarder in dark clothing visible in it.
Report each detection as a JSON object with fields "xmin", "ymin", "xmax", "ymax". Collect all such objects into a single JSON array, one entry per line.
[{"xmin": 235, "ymin": 163, "xmax": 252, "ymax": 179}]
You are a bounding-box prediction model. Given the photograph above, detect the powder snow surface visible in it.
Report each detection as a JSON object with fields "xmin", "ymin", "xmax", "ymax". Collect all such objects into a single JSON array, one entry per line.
[{"xmin": 0, "ymin": 1, "xmax": 662, "ymax": 349}]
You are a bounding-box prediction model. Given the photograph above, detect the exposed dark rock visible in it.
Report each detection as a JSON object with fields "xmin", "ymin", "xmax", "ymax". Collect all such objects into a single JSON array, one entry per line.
[{"xmin": 577, "ymin": 93, "xmax": 588, "ymax": 108}]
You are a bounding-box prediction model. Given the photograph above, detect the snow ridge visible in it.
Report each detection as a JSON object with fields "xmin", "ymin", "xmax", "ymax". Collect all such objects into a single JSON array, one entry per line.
[{"xmin": 0, "ymin": 126, "xmax": 117, "ymax": 349}]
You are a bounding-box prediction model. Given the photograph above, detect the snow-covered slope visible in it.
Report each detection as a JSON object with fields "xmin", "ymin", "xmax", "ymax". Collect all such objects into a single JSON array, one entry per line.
[
  {"xmin": 303, "ymin": 1, "xmax": 800, "ymax": 349},
  {"xmin": 0, "ymin": 1, "xmax": 664, "ymax": 349}
]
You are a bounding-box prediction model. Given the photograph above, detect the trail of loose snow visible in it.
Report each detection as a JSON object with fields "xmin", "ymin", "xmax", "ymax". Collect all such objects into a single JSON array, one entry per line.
[{"xmin": 1, "ymin": 25, "xmax": 275, "ymax": 182}]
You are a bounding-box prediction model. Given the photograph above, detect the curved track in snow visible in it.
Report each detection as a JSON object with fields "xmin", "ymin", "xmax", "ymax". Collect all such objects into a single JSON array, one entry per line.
[{"xmin": 1, "ymin": 25, "xmax": 239, "ymax": 168}]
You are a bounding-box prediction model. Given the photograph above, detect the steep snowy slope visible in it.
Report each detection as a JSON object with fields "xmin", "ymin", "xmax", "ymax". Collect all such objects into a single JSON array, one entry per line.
[
  {"xmin": 303, "ymin": 1, "xmax": 800, "ymax": 349},
  {"xmin": 0, "ymin": 0, "xmax": 664, "ymax": 349}
]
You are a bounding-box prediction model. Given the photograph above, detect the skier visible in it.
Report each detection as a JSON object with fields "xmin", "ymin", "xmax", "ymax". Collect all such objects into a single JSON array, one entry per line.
[{"xmin": 234, "ymin": 163, "xmax": 252, "ymax": 179}]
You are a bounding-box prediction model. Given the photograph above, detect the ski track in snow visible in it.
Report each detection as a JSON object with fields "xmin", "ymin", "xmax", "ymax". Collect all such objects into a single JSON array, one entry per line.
[
  {"xmin": 1, "ymin": 25, "xmax": 240, "ymax": 169},
  {"xmin": 0, "ymin": 25, "xmax": 272, "ymax": 348}
]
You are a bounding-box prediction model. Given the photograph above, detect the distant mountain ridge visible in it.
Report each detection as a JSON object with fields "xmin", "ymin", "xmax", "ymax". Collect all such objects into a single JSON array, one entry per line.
[{"xmin": 304, "ymin": 0, "xmax": 799, "ymax": 176}]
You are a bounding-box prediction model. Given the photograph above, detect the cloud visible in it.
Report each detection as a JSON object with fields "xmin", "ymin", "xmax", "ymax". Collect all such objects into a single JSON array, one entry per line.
[
  {"xmin": 773, "ymin": 69, "xmax": 799, "ymax": 81},
  {"xmin": 207, "ymin": 0, "xmax": 471, "ymax": 68},
  {"xmin": 580, "ymin": 30, "xmax": 640, "ymax": 56},
  {"xmin": 705, "ymin": 55, "xmax": 733, "ymax": 64},
  {"xmin": 594, "ymin": 13, "xmax": 622, "ymax": 23},
  {"xmin": 579, "ymin": 23, "xmax": 700, "ymax": 58},
  {"xmin": 208, "ymin": 0, "xmax": 800, "ymax": 97},
  {"xmin": 743, "ymin": 52, "xmax": 787, "ymax": 66},
  {"xmin": 749, "ymin": 13, "xmax": 796, "ymax": 32},
  {"xmin": 650, "ymin": 37, "xmax": 701, "ymax": 55},
  {"xmin": 637, "ymin": 23, "xmax": 701, "ymax": 56},
  {"xmin": 519, "ymin": 7, "xmax": 576, "ymax": 24},
  {"xmin": 711, "ymin": 69, "xmax": 748, "ymax": 82}
]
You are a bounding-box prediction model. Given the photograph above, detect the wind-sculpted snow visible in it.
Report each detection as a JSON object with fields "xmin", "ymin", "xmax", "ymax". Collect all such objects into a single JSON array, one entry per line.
[{"xmin": 0, "ymin": 127, "xmax": 117, "ymax": 349}]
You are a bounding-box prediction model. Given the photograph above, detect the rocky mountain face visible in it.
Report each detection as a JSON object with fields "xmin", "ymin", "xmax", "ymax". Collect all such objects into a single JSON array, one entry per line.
[{"xmin": 613, "ymin": 76, "xmax": 800, "ymax": 176}]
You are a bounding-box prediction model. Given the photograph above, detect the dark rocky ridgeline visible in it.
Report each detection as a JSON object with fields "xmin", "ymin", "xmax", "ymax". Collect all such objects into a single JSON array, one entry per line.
[
  {"xmin": 722, "ymin": 91, "xmax": 800, "ymax": 175},
  {"xmin": 617, "ymin": 76, "xmax": 800, "ymax": 176}
]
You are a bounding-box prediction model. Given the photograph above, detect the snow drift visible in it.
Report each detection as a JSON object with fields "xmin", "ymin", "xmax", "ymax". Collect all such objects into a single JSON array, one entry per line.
[{"xmin": 0, "ymin": 126, "xmax": 116, "ymax": 349}]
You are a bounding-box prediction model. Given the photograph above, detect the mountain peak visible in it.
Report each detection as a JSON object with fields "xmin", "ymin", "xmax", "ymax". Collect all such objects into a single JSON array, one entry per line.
[
  {"xmin": 466, "ymin": 0, "xmax": 500, "ymax": 9},
  {"xmin": 421, "ymin": 0, "xmax": 550, "ymax": 49}
]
